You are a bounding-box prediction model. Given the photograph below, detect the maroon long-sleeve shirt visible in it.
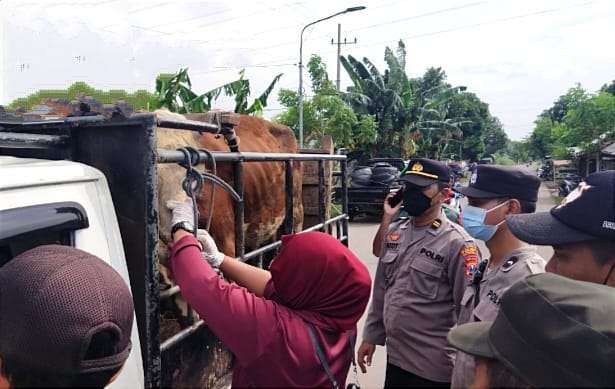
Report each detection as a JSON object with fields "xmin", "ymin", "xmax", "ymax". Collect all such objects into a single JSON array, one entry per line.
[{"xmin": 170, "ymin": 234, "xmax": 357, "ymax": 387}]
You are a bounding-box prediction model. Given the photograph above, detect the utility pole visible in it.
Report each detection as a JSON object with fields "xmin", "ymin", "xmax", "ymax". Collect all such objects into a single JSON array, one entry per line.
[{"xmin": 331, "ymin": 23, "xmax": 357, "ymax": 91}]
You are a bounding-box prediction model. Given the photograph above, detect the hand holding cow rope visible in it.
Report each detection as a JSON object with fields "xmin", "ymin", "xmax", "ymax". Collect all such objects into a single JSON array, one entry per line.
[{"xmin": 176, "ymin": 147, "xmax": 242, "ymax": 236}]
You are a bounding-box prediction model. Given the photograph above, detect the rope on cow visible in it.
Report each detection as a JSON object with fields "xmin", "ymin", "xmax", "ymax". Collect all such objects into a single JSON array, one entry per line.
[
  {"xmin": 178, "ymin": 148, "xmax": 202, "ymax": 238},
  {"xmin": 192, "ymin": 147, "xmax": 216, "ymax": 231},
  {"xmin": 177, "ymin": 146, "xmax": 242, "ymax": 234}
]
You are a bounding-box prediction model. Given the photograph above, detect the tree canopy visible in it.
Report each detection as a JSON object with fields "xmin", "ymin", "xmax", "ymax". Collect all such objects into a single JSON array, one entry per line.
[
  {"xmin": 275, "ymin": 55, "xmax": 377, "ymax": 150},
  {"xmin": 334, "ymin": 40, "xmax": 507, "ymax": 160},
  {"xmin": 526, "ymin": 83, "xmax": 615, "ymax": 160},
  {"xmin": 8, "ymin": 81, "xmax": 156, "ymax": 111}
]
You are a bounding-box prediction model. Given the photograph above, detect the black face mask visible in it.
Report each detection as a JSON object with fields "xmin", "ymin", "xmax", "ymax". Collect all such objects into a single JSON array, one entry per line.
[{"xmin": 403, "ymin": 187, "xmax": 433, "ymax": 216}]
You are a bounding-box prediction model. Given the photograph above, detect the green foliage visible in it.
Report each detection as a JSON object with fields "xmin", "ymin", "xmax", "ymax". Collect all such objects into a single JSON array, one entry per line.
[
  {"xmin": 539, "ymin": 84, "xmax": 588, "ymax": 123},
  {"xmin": 527, "ymin": 85, "xmax": 615, "ymax": 160},
  {"xmin": 275, "ymin": 55, "xmax": 377, "ymax": 150},
  {"xmin": 153, "ymin": 68, "xmax": 283, "ymax": 115},
  {"xmin": 600, "ymin": 80, "xmax": 615, "ymax": 95},
  {"xmin": 340, "ymin": 41, "xmax": 506, "ymax": 160},
  {"xmin": 494, "ymin": 152, "xmax": 515, "ymax": 165},
  {"xmin": 507, "ymin": 140, "xmax": 531, "ymax": 163},
  {"xmin": 8, "ymin": 81, "xmax": 156, "ymax": 111},
  {"xmin": 340, "ymin": 43, "xmax": 408, "ymax": 156}
]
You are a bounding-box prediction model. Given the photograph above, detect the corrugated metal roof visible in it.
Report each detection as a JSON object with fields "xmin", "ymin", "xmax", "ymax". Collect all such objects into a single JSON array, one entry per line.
[{"xmin": 602, "ymin": 142, "xmax": 615, "ymax": 156}]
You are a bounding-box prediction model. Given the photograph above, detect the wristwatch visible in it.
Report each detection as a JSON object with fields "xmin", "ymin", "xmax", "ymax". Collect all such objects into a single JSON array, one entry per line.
[{"xmin": 171, "ymin": 221, "xmax": 194, "ymax": 235}]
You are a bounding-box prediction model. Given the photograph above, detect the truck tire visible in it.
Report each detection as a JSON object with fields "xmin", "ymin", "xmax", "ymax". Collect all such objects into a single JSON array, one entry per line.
[
  {"xmin": 371, "ymin": 163, "xmax": 400, "ymax": 186},
  {"xmin": 351, "ymin": 166, "xmax": 373, "ymax": 187},
  {"xmin": 371, "ymin": 172, "xmax": 398, "ymax": 186}
]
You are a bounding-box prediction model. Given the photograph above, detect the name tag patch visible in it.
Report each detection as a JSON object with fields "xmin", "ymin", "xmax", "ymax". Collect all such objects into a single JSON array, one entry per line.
[{"xmin": 420, "ymin": 247, "xmax": 444, "ymax": 263}]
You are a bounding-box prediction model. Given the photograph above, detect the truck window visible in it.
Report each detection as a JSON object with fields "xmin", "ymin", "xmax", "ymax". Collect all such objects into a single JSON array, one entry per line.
[{"xmin": 0, "ymin": 202, "xmax": 89, "ymax": 267}]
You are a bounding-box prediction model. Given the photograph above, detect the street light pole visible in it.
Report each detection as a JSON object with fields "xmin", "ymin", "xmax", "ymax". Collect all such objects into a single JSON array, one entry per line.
[{"xmin": 298, "ymin": 6, "xmax": 366, "ymax": 148}]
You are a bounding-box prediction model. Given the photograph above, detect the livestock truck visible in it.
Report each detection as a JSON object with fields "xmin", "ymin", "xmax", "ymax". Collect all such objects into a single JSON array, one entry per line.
[{"xmin": 0, "ymin": 111, "xmax": 349, "ymax": 388}]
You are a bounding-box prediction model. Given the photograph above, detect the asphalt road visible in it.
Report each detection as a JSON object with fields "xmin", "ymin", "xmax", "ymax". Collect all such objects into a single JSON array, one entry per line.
[{"xmin": 347, "ymin": 177, "xmax": 555, "ymax": 388}]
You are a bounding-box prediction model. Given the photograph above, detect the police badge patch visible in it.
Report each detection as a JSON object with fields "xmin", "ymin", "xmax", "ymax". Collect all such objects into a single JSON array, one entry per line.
[
  {"xmin": 386, "ymin": 231, "xmax": 402, "ymax": 251},
  {"xmin": 461, "ymin": 244, "xmax": 479, "ymax": 278}
]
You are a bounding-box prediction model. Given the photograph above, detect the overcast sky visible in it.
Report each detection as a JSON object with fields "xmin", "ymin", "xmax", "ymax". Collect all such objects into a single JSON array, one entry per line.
[{"xmin": 1, "ymin": 0, "xmax": 614, "ymax": 140}]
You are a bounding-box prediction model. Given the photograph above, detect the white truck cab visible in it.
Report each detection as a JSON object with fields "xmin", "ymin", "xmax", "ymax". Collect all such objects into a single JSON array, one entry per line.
[{"xmin": 0, "ymin": 156, "xmax": 144, "ymax": 388}]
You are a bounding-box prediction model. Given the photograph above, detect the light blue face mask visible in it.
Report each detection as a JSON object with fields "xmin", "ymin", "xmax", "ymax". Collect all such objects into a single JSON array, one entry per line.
[{"xmin": 461, "ymin": 202, "xmax": 508, "ymax": 241}]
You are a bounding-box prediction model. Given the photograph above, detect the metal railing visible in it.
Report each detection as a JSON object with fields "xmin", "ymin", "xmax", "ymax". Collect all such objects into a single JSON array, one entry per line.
[{"xmin": 156, "ymin": 147, "xmax": 349, "ymax": 352}]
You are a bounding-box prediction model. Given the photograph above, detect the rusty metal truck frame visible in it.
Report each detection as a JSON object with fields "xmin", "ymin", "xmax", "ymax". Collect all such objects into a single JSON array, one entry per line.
[{"xmin": 0, "ymin": 112, "xmax": 349, "ymax": 388}]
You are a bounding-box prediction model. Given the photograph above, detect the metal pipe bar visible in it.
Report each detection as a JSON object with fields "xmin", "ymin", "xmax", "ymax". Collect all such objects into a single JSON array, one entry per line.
[
  {"xmin": 160, "ymin": 285, "xmax": 180, "ymax": 299},
  {"xmin": 157, "ymin": 118, "xmax": 226, "ymax": 134},
  {"xmin": 318, "ymin": 160, "xmax": 326, "ymax": 231},
  {"xmin": 160, "ymin": 320, "xmax": 205, "ymax": 352},
  {"xmin": 242, "ymin": 214, "xmax": 348, "ymax": 260},
  {"xmin": 340, "ymin": 160, "xmax": 349, "ymax": 246},
  {"xmin": 233, "ymin": 161, "xmax": 245, "ymax": 258},
  {"xmin": 0, "ymin": 132, "xmax": 69, "ymax": 148},
  {"xmin": 335, "ymin": 219, "xmax": 341, "ymax": 240},
  {"xmin": 0, "ymin": 115, "xmax": 105, "ymax": 127},
  {"xmin": 283, "ymin": 160, "xmax": 294, "ymax": 234},
  {"xmin": 242, "ymin": 241, "xmax": 282, "ymax": 261},
  {"xmin": 157, "ymin": 149, "xmax": 347, "ymax": 163}
]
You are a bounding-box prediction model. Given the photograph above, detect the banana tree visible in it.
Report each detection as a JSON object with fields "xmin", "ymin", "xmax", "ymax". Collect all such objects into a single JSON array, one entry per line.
[
  {"xmin": 154, "ymin": 68, "xmax": 283, "ymax": 115},
  {"xmin": 417, "ymin": 96, "xmax": 471, "ymax": 159}
]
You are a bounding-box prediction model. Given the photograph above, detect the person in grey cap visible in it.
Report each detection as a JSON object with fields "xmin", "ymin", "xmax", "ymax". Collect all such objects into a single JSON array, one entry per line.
[
  {"xmin": 358, "ymin": 158, "xmax": 480, "ymax": 388},
  {"xmin": 451, "ymin": 165, "xmax": 546, "ymax": 388},
  {"xmin": 0, "ymin": 245, "xmax": 134, "ymax": 388},
  {"xmin": 507, "ymin": 170, "xmax": 615, "ymax": 287},
  {"xmin": 448, "ymin": 272, "xmax": 615, "ymax": 388}
]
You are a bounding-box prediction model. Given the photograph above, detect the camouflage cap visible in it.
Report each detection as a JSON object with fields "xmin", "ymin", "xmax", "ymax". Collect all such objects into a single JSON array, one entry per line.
[{"xmin": 448, "ymin": 273, "xmax": 615, "ymax": 387}]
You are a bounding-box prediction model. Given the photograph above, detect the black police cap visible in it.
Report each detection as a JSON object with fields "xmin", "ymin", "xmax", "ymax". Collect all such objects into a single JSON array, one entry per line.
[
  {"xmin": 457, "ymin": 165, "xmax": 540, "ymax": 202},
  {"xmin": 507, "ymin": 170, "xmax": 615, "ymax": 244},
  {"xmin": 400, "ymin": 158, "xmax": 450, "ymax": 187}
]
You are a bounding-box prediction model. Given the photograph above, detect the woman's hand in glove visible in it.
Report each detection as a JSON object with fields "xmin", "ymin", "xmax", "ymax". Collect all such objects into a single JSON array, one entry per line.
[
  {"xmin": 196, "ymin": 229, "xmax": 225, "ymax": 268},
  {"xmin": 166, "ymin": 199, "xmax": 195, "ymax": 232}
]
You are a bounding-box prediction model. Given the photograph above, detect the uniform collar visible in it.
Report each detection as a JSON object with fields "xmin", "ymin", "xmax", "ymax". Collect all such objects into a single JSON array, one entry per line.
[
  {"xmin": 486, "ymin": 246, "xmax": 538, "ymax": 274},
  {"xmin": 427, "ymin": 211, "xmax": 448, "ymax": 236},
  {"xmin": 403, "ymin": 211, "xmax": 448, "ymax": 236}
]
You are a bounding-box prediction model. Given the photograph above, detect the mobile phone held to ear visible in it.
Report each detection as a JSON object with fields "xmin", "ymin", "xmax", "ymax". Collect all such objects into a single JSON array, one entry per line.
[{"xmin": 388, "ymin": 187, "xmax": 405, "ymax": 207}]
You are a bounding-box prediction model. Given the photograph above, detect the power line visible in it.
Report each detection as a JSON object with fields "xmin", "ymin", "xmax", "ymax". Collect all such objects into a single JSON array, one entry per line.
[
  {"xmin": 351, "ymin": 1, "xmax": 598, "ymax": 50},
  {"xmin": 190, "ymin": 1, "xmax": 496, "ymax": 53},
  {"xmin": 145, "ymin": 7, "xmax": 232, "ymax": 29},
  {"xmin": 346, "ymin": 1, "xmax": 488, "ymax": 33},
  {"xmin": 126, "ymin": 2, "xmax": 172, "ymax": 15},
  {"xmin": 175, "ymin": 1, "xmax": 307, "ymax": 35},
  {"xmin": 190, "ymin": 62, "xmax": 296, "ymax": 76}
]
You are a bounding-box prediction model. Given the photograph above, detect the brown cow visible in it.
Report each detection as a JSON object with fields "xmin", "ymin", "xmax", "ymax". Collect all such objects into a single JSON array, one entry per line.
[
  {"xmin": 155, "ymin": 110, "xmax": 304, "ymax": 388},
  {"xmin": 156, "ymin": 110, "xmax": 303, "ymax": 255}
]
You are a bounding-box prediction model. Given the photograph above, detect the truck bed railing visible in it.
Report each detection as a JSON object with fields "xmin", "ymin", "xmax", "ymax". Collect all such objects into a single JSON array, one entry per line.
[{"xmin": 155, "ymin": 147, "xmax": 349, "ymax": 366}]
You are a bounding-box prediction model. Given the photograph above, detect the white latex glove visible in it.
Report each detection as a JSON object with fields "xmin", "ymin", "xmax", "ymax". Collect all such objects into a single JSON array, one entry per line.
[
  {"xmin": 166, "ymin": 199, "xmax": 195, "ymax": 232},
  {"xmin": 196, "ymin": 229, "xmax": 225, "ymax": 267}
]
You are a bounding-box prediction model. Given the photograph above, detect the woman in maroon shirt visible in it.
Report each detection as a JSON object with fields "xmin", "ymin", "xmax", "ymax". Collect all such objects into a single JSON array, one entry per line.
[{"xmin": 168, "ymin": 200, "xmax": 371, "ymax": 388}]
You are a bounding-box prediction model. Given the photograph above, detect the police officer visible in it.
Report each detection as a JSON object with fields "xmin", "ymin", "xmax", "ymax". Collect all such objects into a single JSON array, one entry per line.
[
  {"xmin": 507, "ymin": 170, "xmax": 615, "ymax": 287},
  {"xmin": 358, "ymin": 158, "xmax": 480, "ymax": 388},
  {"xmin": 451, "ymin": 165, "xmax": 546, "ymax": 388}
]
